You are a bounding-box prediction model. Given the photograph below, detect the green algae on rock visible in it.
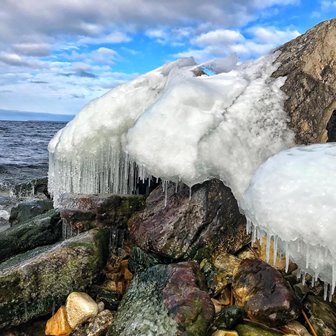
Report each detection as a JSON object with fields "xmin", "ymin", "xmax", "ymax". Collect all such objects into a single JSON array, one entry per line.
[{"xmin": 0, "ymin": 229, "xmax": 109, "ymax": 329}]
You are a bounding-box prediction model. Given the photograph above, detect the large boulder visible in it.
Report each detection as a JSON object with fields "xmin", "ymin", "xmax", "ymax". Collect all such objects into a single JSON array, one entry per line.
[
  {"xmin": 273, "ymin": 18, "xmax": 336, "ymax": 144},
  {"xmin": 107, "ymin": 261, "xmax": 214, "ymax": 336},
  {"xmin": 232, "ymin": 259, "xmax": 301, "ymax": 327},
  {"xmin": 0, "ymin": 209, "xmax": 61, "ymax": 262},
  {"xmin": 0, "ymin": 229, "xmax": 109, "ymax": 329},
  {"xmin": 129, "ymin": 179, "xmax": 249, "ymax": 260},
  {"xmin": 12, "ymin": 177, "xmax": 49, "ymax": 199}
]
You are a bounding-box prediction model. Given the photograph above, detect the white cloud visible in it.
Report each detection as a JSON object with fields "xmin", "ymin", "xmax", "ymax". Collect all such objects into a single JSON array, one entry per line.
[{"xmin": 192, "ymin": 29, "xmax": 244, "ymax": 46}]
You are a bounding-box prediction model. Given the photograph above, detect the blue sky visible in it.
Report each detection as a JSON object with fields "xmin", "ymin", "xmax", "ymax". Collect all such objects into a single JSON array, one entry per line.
[{"xmin": 0, "ymin": 0, "xmax": 335, "ymax": 116}]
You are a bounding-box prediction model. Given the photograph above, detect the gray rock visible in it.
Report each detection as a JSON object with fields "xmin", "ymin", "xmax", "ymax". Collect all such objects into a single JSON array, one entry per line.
[
  {"xmin": 0, "ymin": 209, "xmax": 61, "ymax": 262},
  {"xmin": 12, "ymin": 177, "xmax": 49, "ymax": 199},
  {"xmin": 0, "ymin": 229, "xmax": 109, "ymax": 329},
  {"xmin": 129, "ymin": 179, "xmax": 249, "ymax": 260},
  {"xmin": 107, "ymin": 261, "xmax": 214, "ymax": 336},
  {"xmin": 273, "ymin": 18, "xmax": 336, "ymax": 144},
  {"xmin": 9, "ymin": 199, "xmax": 54, "ymax": 226}
]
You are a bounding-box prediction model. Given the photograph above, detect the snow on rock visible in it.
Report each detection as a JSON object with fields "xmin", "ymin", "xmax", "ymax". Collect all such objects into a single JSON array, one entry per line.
[
  {"xmin": 241, "ymin": 143, "xmax": 336, "ymax": 300},
  {"xmin": 48, "ymin": 52, "xmax": 294, "ymax": 205}
]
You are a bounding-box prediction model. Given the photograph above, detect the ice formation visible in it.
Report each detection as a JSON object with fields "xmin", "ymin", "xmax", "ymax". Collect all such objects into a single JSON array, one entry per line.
[
  {"xmin": 241, "ymin": 143, "xmax": 336, "ymax": 300},
  {"xmin": 48, "ymin": 52, "xmax": 294, "ymax": 205}
]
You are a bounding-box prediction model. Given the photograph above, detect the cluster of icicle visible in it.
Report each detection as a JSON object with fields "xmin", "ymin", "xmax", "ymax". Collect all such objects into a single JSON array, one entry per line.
[{"xmin": 246, "ymin": 218, "xmax": 336, "ymax": 301}]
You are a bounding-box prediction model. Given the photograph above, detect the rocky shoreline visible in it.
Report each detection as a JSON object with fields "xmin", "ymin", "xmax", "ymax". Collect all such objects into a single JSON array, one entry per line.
[
  {"xmin": 0, "ymin": 176, "xmax": 335, "ymax": 336},
  {"xmin": 1, "ymin": 18, "xmax": 336, "ymax": 336}
]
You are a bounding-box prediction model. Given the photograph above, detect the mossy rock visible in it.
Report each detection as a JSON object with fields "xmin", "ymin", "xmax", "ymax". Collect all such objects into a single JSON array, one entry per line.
[{"xmin": 0, "ymin": 229, "xmax": 109, "ymax": 329}]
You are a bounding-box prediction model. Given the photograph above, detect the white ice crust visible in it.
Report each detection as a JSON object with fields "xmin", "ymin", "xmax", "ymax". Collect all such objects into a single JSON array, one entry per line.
[
  {"xmin": 241, "ymin": 143, "xmax": 336, "ymax": 298},
  {"xmin": 48, "ymin": 53, "xmax": 294, "ymax": 204}
]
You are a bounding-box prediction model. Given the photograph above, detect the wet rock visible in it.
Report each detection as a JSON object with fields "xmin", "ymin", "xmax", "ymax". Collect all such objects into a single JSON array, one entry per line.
[
  {"xmin": 9, "ymin": 199, "xmax": 53, "ymax": 226},
  {"xmin": 45, "ymin": 305, "xmax": 73, "ymax": 336},
  {"xmin": 66, "ymin": 292, "xmax": 99, "ymax": 329},
  {"xmin": 304, "ymin": 294, "xmax": 336, "ymax": 336},
  {"xmin": 58, "ymin": 193, "xmax": 145, "ymax": 234},
  {"xmin": 0, "ymin": 229, "xmax": 109, "ymax": 329},
  {"xmin": 273, "ymin": 19, "xmax": 336, "ymax": 145},
  {"xmin": 107, "ymin": 261, "xmax": 214, "ymax": 336},
  {"xmin": 72, "ymin": 309, "xmax": 113, "ymax": 336},
  {"xmin": 233, "ymin": 259, "xmax": 301, "ymax": 327},
  {"xmin": 281, "ymin": 321, "xmax": 311, "ymax": 336},
  {"xmin": 12, "ymin": 177, "xmax": 49, "ymax": 199},
  {"xmin": 129, "ymin": 179, "xmax": 249, "ymax": 260},
  {"xmin": 0, "ymin": 209, "xmax": 61, "ymax": 262},
  {"xmin": 128, "ymin": 246, "xmax": 165, "ymax": 274},
  {"xmin": 89, "ymin": 286, "xmax": 122, "ymax": 311},
  {"xmin": 236, "ymin": 323, "xmax": 282, "ymax": 336},
  {"xmin": 209, "ymin": 306, "xmax": 245, "ymax": 333}
]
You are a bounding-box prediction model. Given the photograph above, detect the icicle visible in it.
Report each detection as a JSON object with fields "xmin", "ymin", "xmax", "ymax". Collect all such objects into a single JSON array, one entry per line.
[
  {"xmin": 273, "ymin": 236, "xmax": 278, "ymax": 266},
  {"xmin": 265, "ymin": 232, "xmax": 271, "ymax": 263},
  {"xmin": 285, "ymin": 242, "xmax": 290, "ymax": 273},
  {"xmin": 189, "ymin": 187, "xmax": 192, "ymax": 200},
  {"xmin": 324, "ymin": 283, "xmax": 329, "ymax": 301},
  {"xmin": 52, "ymin": 301, "xmax": 56, "ymax": 316},
  {"xmin": 305, "ymin": 244, "xmax": 310, "ymax": 269},
  {"xmin": 246, "ymin": 218, "xmax": 252, "ymax": 234},
  {"xmin": 302, "ymin": 272, "xmax": 306, "ymax": 286},
  {"xmin": 251, "ymin": 225, "xmax": 257, "ymax": 244},
  {"xmin": 164, "ymin": 181, "xmax": 168, "ymax": 207},
  {"xmin": 175, "ymin": 182, "xmax": 178, "ymax": 193},
  {"xmin": 311, "ymin": 276, "xmax": 315, "ymax": 288}
]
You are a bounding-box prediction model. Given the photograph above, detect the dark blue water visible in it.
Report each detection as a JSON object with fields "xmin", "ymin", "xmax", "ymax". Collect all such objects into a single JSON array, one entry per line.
[{"xmin": 0, "ymin": 121, "xmax": 66, "ymax": 192}]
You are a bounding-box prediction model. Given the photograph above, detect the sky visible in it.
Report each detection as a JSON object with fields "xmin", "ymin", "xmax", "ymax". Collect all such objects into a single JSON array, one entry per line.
[{"xmin": 0, "ymin": 0, "xmax": 335, "ymax": 116}]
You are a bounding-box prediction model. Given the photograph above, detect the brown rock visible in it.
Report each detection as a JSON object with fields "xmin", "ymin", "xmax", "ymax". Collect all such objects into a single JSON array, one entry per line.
[
  {"xmin": 45, "ymin": 306, "xmax": 73, "ymax": 336},
  {"xmin": 233, "ymin": 259, "xmax": 301, "ymax": 327},
  {"xmin": 273, "ymin": 19, "xmax": 336, "ymax": 145},
  {"xmin": 129, "ymin": 179, "xmax": 249, "ymax": 260},
  {"xmin": 281, "ymin": 321, "xmax": 311, "ymax": 336},
  {"xmin": 212, "ymin": 331, "xmax": 239, "ymax": 336}
]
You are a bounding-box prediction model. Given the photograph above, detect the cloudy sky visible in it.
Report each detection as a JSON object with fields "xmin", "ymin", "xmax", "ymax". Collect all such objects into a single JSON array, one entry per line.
[{"xmin": 0, "ymin": 0, "xmax": 335, "ymax": 116}]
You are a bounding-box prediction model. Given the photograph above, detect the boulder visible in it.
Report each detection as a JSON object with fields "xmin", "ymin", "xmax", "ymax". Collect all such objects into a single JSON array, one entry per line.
[
  {"xmin": 0, "ymin": 209, "xmax": 61, "ymax": 262},
  {"xmin": 236, "ymin": 323, "xmax": 282, "ymax": 336},
  {"xmin": 0, "ymin": 229, "xmax": 109, "ymax": 329},
  {"xmin": 9, "ymin": 199, "xmax": 54, "ymax": 226},
  {"xmin": 107, "ymin": 261, "xmax": 214, "ymax": 336},
  {"xmin": 273, "ymin": 18, "xmax": 336, "ymax": 144},
  {"xmin": 129, "ymin": 179, "xmax": 249, "ymax": 260},
  {"xmin": 232, "ymin": 259, "xmax": 301, "ymax": 327},
  {"xmin": 58, "ymin": 194, "xmax": 145, "ymax": 234}
]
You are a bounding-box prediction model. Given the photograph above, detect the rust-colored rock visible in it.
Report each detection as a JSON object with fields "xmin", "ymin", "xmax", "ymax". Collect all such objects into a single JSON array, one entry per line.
[{"xmin": 45, "ymin": 306, "xmax": 73, "ymax": 336}]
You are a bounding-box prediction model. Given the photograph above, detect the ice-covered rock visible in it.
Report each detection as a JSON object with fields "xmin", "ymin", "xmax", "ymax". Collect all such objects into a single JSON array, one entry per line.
[
  {"xmin": 49, "ymin": 53, "xmax": 293, "ymax": 205},
  {"xmin": 241, "ymin": 143, "xmax": 336, "ymax": 300}
]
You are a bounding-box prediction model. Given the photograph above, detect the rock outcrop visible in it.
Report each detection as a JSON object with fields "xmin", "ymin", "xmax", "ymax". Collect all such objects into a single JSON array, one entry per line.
[{"xmin": 273, "ymin": 18, "xmax": 336, "ymax": 144}]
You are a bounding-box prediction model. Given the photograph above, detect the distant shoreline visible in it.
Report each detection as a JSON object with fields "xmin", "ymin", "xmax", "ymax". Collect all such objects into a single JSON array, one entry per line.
[{"xmin": 0, "ymin": 109, "xmax": 73, "ymax": 122}]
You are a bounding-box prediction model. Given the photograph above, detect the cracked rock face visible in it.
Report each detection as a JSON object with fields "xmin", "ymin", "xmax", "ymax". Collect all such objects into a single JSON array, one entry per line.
[
  {"xmin": 129, "ymin": 179, "xmax": 249, "ymax": 261},
  {"xmin": 273, "ymin": 18, "xmax": 336, "ymax": 145}
]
